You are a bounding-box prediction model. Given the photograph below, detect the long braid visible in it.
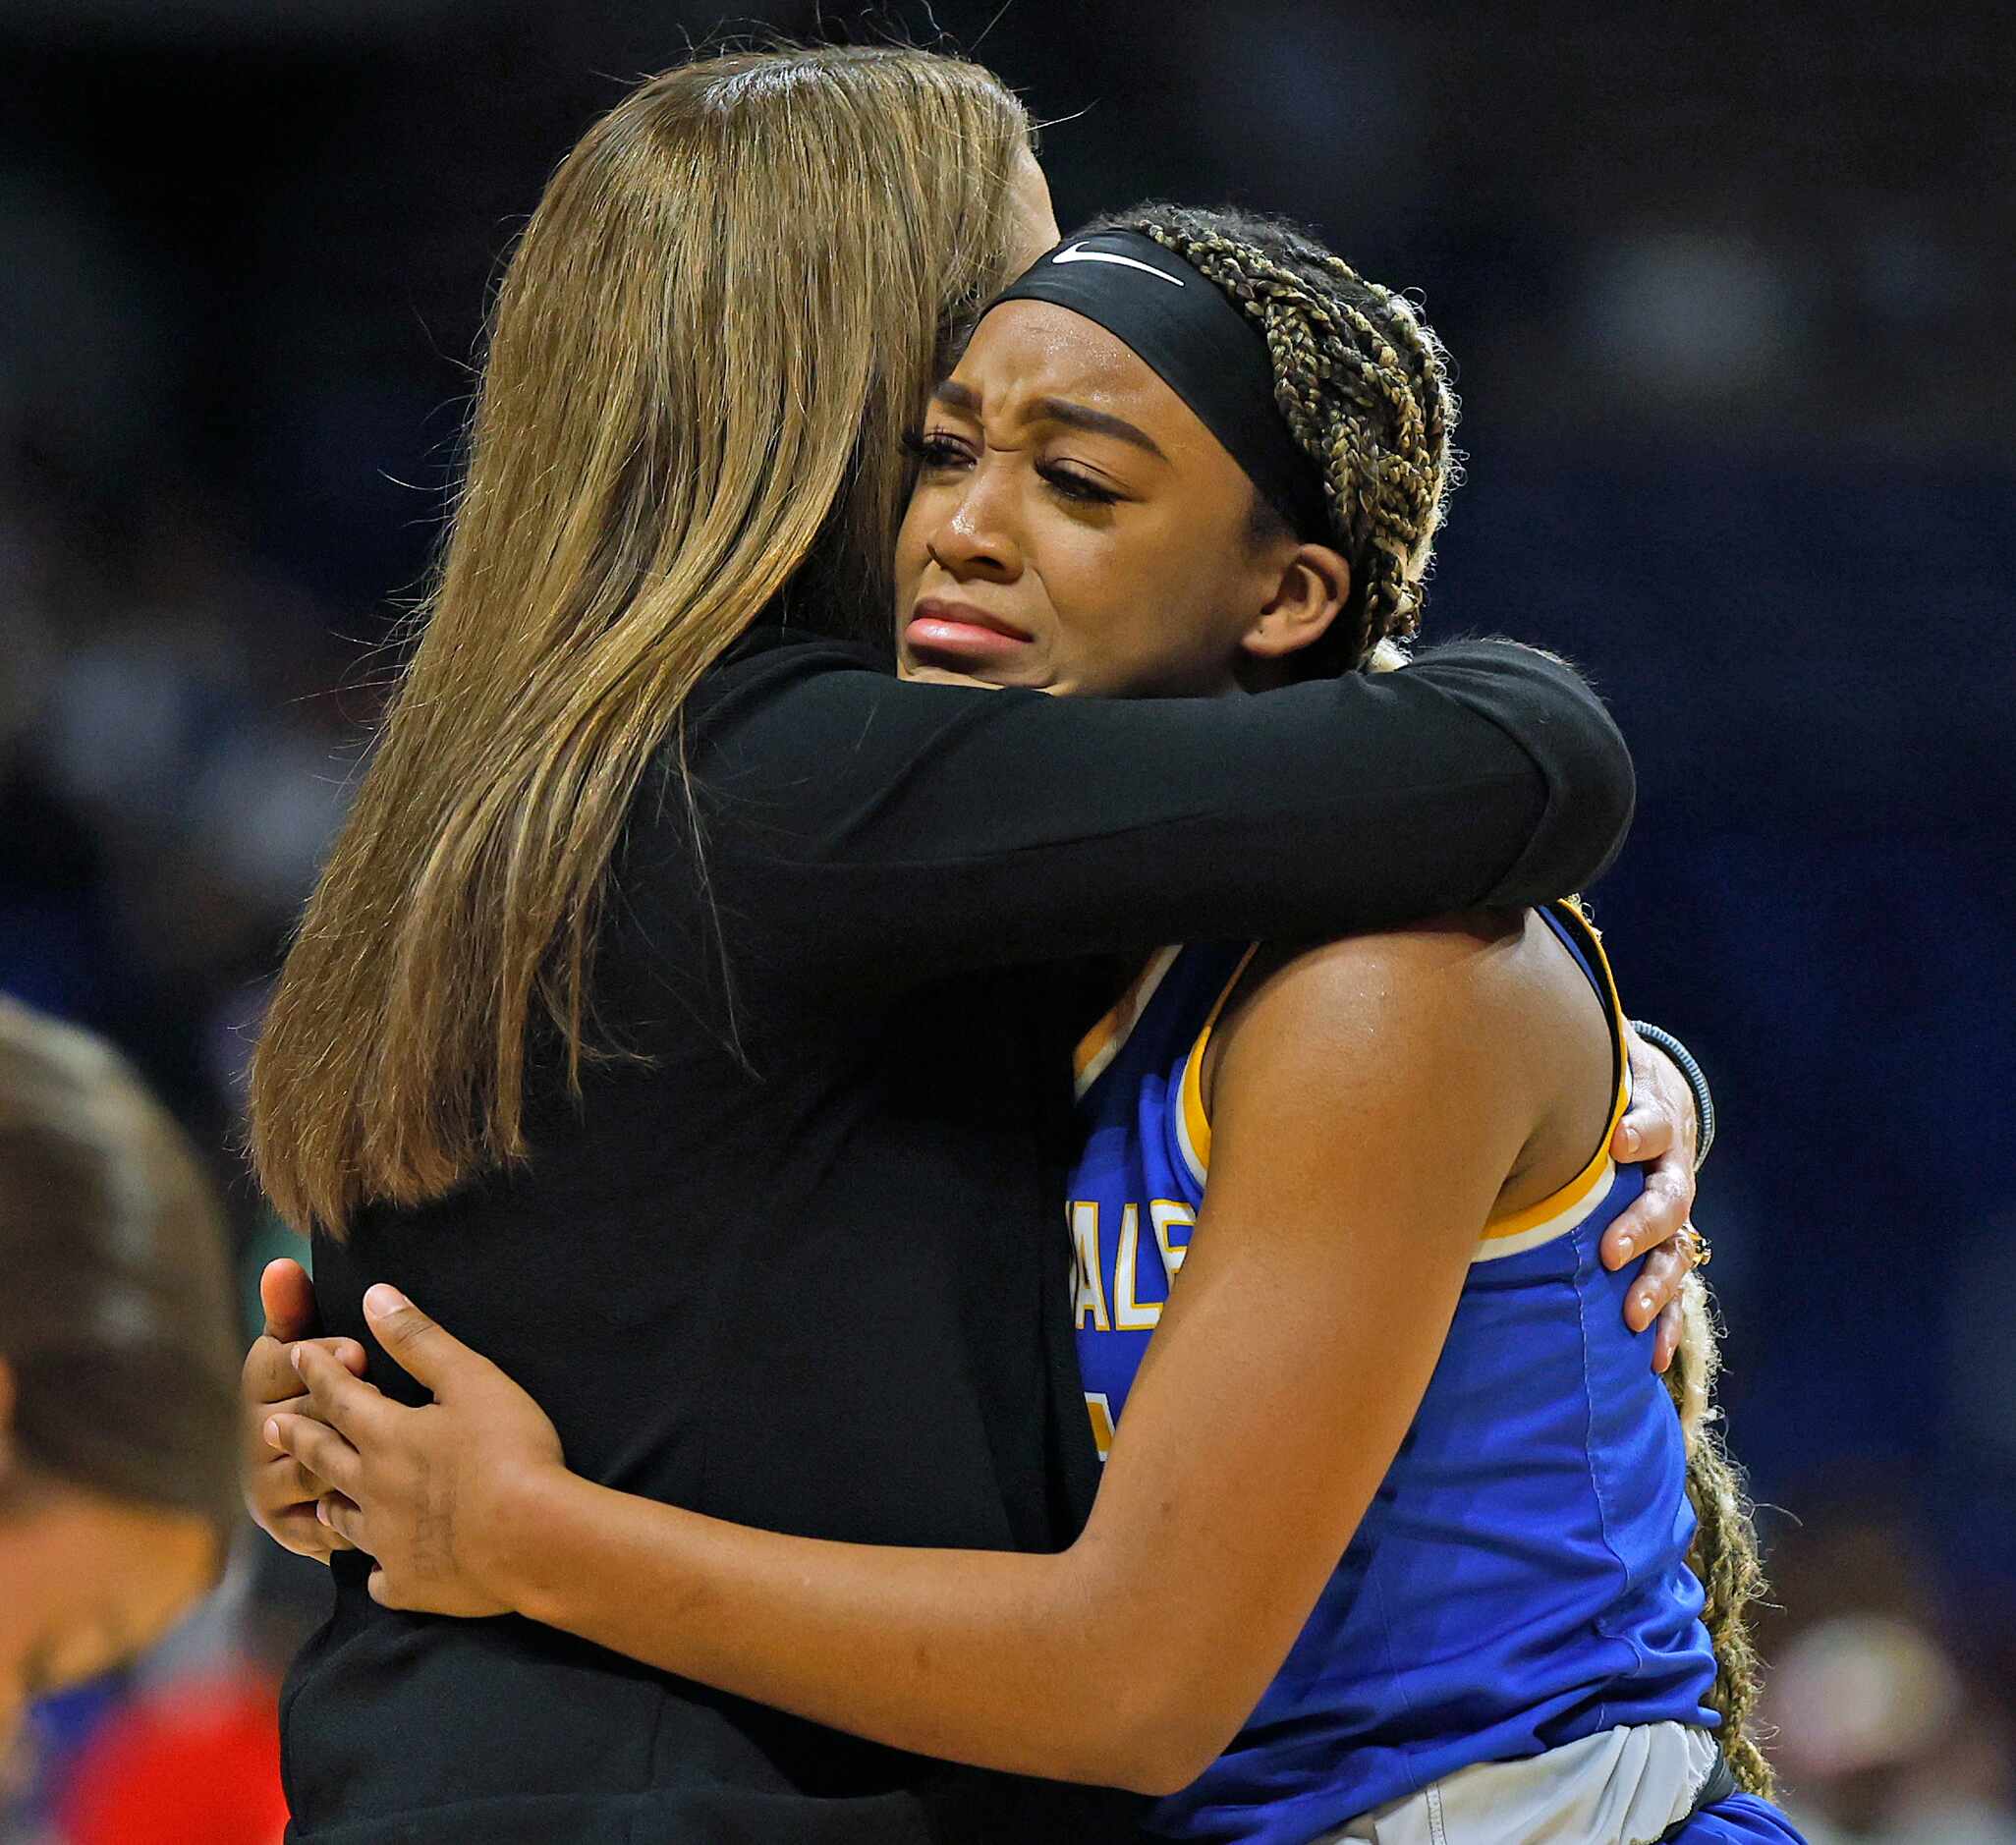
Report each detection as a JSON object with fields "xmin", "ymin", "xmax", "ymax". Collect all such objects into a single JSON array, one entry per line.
[
  {"xmin": 1110, "ymin": 205, "xmax": 1461, "ymax": 669},
  {"xmin": 1666, "ymin": 1273, "xmax": 1778, "ymax": 1796}
]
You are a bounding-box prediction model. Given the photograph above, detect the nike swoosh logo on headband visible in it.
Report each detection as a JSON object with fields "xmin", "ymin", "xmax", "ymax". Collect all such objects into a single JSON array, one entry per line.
[{"xmin": 1051, "ymin": 243, "xmax": 1184, "ymax": 285}]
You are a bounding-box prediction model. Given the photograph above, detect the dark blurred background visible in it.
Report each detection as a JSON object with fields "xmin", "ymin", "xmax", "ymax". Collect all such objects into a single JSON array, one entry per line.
[{"xmin": 2, "ymin": 2, "xmax": 2009, "ymax": 1839}]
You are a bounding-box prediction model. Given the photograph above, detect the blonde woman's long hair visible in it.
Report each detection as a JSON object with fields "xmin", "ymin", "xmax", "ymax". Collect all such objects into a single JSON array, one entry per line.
[{"xmin": 250, "ymin": 46, "xmax": 1035, "ymax": 1238}]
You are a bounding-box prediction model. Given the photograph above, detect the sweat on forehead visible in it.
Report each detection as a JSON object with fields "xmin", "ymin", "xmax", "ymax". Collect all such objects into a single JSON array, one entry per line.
[
  {"xmin": 985, "ymin": 231, "xmax": 1328, "ymax": 536},
  {"xmin": 930, "ymin": 370, "xmax": 1173, "ymax": 464}
]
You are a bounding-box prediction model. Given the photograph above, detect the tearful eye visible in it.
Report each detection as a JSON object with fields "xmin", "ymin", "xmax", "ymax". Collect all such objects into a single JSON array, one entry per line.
[
  {"xmin": 1038, "ymin": 466, "xmax": 1123, "ymax": 507},
  {"xmin": 901, "ymin": 428, "xmax": 972, "ymax": 469}
]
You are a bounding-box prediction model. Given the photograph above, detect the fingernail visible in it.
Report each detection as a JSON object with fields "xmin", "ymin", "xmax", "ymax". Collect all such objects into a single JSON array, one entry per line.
[
  {"xmin": 1620, "ymin": 1125, "xmax": 1641, "ymax": 1155},
  {"xmin": 364, "ymin": 1284, "xmax": 407, "ymax": 1317},
  {"xmin": 1638, "ymin": 1290, "xmax": 1658, "ymax": 1315},
  {"xmin": 290, "ymin": 1345, "xmax": 306, "ymax": 1373},
  {"xmin": 1613, "ymin": 1231, "xmax": 1636, "ymax": 1260},
  {"xmin": 264, "ymin": 1418, "xmax": 282, "ymax": 1449}
]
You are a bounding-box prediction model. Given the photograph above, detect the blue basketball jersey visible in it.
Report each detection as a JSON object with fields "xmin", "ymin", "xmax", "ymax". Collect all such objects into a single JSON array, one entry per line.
[{"xmin": 1067, "ymin": 904, "xmax": 1719, "ymax": 1842}]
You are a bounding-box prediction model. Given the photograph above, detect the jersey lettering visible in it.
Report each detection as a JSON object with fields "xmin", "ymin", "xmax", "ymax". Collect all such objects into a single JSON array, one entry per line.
[
  {"xmin": 1112, "ymin": 1203, "xmax": 1161, "ymax": 1330},
  {"xmin": 1071, "ymin": 1200, "xmax": 1111, "ymax": 1332},
  {"xmin": 1149, "ymin": 1199, "xmax": 1195, "ymax": 1276},
  {"xmin": 1085, "ymin": 1391, "xmax": 1116, "ymax": 1463}
]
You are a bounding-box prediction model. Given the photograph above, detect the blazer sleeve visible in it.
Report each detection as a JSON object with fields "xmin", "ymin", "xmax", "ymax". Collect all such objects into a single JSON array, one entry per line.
[{"xmin": 687, "ymin": 637, "xmax": 1634, "ymax": 994}]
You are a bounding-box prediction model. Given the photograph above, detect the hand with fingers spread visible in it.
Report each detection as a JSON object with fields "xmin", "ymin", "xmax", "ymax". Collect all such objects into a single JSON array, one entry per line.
[
  {"xmin": 242, "ymin": 1258, "xmax": 367, "ymax": 1561},
  {"xmin": 268, "ymin": 1283, "xmax": 564, "ymax": 1618},
  {"xmin": 1598, "ymin": 1032, "xmax": 1708, "ymax": 1373}
]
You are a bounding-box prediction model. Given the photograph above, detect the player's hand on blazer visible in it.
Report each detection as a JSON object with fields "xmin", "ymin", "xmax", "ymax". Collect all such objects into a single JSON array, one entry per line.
[
  {"xmin": 1602, "ymin": 1034, "xmax": 1705, "ymax": 1374},
  {"xmin": 270, "ymin": 1284, "xmax": 564, "ymax": 1619},
  {"xmin": 244, "ymin": 1258, "xmax": 366, "ymax": 1561}
]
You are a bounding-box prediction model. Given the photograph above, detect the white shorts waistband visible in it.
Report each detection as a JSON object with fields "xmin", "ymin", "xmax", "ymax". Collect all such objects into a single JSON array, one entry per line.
[{"xmin": 1316, "ymin": 1722, "xmax": 1720, "ymax": 1845}]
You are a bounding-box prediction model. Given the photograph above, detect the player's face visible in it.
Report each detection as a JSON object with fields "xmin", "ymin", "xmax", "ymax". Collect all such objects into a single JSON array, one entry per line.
[
  {"xmin": 0, "ymin": 1477, "xmax": 216, "ymax": 1756},
  {"xmin": 893, "ymin": 301, "xmax": 1301, "ymax": 697}
]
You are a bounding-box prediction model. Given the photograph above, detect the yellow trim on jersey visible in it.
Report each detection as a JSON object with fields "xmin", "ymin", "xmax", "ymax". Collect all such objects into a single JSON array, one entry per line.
[
  {"xmin": 1171, "ymin": 903, "xmax": 1631, "ymax": 1261},
  {"xmin": 1467, "ymin": 903, "xmax": 1637, "ymax": 1265},
  {"xmin": 1473, "ymin": 1164, "xmax": 1619, "ymax": 1263},
  {"xmin": 1175, "ymin": 944, "xmax": 1261, "ymax": 1185},
  {"xmin": 1477, "ymin": 900, "xmax": 1632, "ymax": 1258},
  {"xmin": 1074, "ymin": 947, "xmax": 1183, "ymax": 1100}
]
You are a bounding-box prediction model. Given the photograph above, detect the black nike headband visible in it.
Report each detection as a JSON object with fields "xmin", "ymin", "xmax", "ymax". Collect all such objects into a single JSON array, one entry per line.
[{"xmin": 985, "ymin": 231, "xmax": 1331, "ymax": 540}]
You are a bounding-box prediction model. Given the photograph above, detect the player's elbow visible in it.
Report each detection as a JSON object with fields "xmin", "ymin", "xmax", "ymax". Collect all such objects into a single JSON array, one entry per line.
[
  {"xmin": 1089, "ymin": 1667, "xmax": 1249, "ymax": 1796},
  {"xmin": 1107, "ymin": 1732, "xmax": 1223, "ymax": 1798},
  {"xmin": 1104, "ymin": 1722, "xmax": 1235, "ymax": 1797},
  {"xmin": 1034, "ymin": 1561, "xmax": 1255, "ymax": 1794}
]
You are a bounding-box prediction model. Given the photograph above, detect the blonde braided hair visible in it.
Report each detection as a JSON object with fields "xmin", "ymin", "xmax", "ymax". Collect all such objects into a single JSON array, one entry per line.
[
  {"xmin": 1092, "ymin": 203, "xmax": 1461, "ymax": 671},
  {"xmin": 1666, "ymin": 1273, "xmax": 1778, "ymax": 1796}
]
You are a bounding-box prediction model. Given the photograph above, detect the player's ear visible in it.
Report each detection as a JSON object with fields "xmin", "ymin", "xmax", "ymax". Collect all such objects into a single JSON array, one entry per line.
[{"xmin": 1239, "ymin": 542, "xmax": 1351, "ymax": 664}]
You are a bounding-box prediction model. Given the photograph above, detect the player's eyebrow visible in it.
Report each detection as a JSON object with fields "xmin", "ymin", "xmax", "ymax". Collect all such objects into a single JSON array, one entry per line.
[
  {"xmin": 930, "ymin": 379, "xmax": 983, "ymax": 417},
  {"xmin": 929, "ymin": 381, "xmax": 1169, "ymax": 464},
  {"xmin": 1025, "ymin": 397, "xmax": 1168, "ymax": 462}
]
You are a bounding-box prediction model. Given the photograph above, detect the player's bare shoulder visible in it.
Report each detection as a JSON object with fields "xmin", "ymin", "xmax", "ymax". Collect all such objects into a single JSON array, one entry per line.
[
  {"xmin": 1202, "ymin": 913, "xmax": 1529, "ymax": 1113},
  {"xmin": 1202, "ymin": 910, "xmax": 1611, "ymax": 1182}
]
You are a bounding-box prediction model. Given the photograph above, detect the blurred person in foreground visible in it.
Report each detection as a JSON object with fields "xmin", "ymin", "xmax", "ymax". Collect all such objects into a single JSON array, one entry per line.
[
  {"xmin": 0, "ymin": 995, "xmax": 239, "ymax": 1756},
  {"xmin": 1769, "ymin": 1614, "xmax": 2016, "ymax": 1845}
]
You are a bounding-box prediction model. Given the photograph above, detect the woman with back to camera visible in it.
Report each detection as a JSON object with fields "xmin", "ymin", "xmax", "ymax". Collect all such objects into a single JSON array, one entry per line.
[
  {"xmin": 0, "ymin": 996, "xmax": 239, "ymax": 1761},
  {"xmin": 275, "ymin": 205, "xmax": 1797, "ymax": 1843},
  {"xmin": 237, "ymin": 43, "xmax": 1703, "ymax": 1844}
]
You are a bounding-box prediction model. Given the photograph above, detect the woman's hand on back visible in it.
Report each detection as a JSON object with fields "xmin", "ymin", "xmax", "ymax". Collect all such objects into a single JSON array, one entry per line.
[
  {"xmin": 1601, "ymin": 1036, "xmax": 1705, "ymax": 1372},
  {"xmin": 270, "ymin": 1285, "xmax": 565, "ymax": 1620},
  {"xmin": 242, "ymin": 1258, "xmax": 364, "ymax": 1561}
]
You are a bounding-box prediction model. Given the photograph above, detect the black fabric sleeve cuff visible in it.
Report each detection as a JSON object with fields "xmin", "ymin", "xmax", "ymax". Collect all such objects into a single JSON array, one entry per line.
[{"xmin": 1631, "ymin": 1021, "xmax": 1716, "ymax": 1170}]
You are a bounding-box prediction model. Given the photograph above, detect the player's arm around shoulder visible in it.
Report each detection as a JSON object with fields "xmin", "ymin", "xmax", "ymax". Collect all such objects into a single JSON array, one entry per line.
[{"xmin": 1083, "ymin": 915, "xmax": 1556, "ymax": 1780}]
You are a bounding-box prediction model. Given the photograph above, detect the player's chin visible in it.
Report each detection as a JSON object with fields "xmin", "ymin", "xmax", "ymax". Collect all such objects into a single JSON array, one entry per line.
[
  {"xmin": 901, "ymin": 656, "xmax": 1054, "ymax": 692},
  {"xmin": 901, "ymin": 661, "xmax": 997, "ymax": 688}
]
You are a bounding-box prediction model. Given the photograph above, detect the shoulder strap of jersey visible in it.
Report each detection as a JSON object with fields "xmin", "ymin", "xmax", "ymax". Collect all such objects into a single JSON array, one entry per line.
[{"xmin": 1478, "ymin": 900, "xmax": 1632, "ymax": 1256}]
